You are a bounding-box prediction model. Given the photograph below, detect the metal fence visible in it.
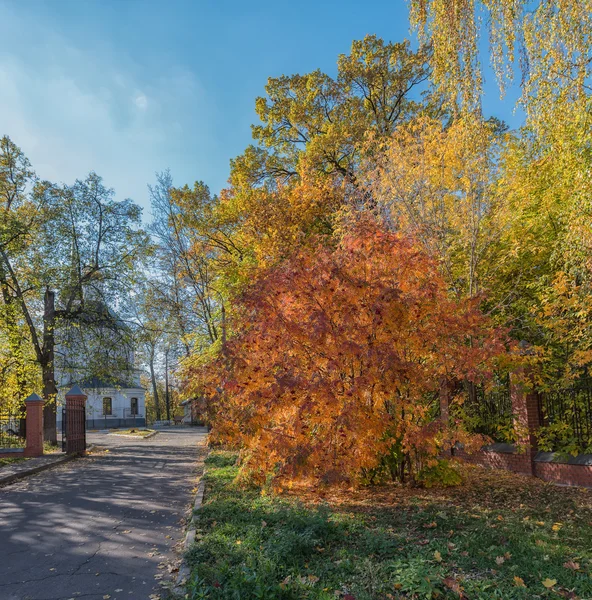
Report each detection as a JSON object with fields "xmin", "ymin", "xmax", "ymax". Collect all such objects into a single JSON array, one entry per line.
[
  {"xmin": 539, "ymin": 379, "xmax": 592, "ymax": 450},
  {"xmin": 85, "ymin": 408, "xmax": 145, "ymax": 430},
  {"xmin": 0, "ymin": 410, "xmax": 26, "ymax": 448},
  {"xmin": 459, "ymin": 377, "xmax": 513, "ymax": 442}
]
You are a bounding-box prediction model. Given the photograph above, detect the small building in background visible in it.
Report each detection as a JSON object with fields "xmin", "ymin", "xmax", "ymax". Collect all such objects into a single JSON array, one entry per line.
[
  {"xmin": 180, "ymin": 397, "xmax": 206, "ymax": 426},
  {"xmin": 72, "ymin": 376, "xmax": 146, "ymax": 430},
  {"xmin": 55, "ymin": 301, "xmax": 147, "ymax": 430}
]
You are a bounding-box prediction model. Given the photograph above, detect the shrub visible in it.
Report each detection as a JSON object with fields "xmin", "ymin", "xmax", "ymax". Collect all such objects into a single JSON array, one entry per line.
[{"xmin": 416, "ymin": 459, "xmax": 462, "ymax": 488}]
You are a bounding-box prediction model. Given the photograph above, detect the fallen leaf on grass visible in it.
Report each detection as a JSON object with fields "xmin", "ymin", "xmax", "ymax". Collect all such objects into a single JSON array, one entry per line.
[
  {"xmin": 434, "ymin": 550, "xmax": 442, "ymax": 562},
  {"xmin": 495, "ymin": 556, "xmax": 505, "ymax": 565},
  {"xmin": 442, "ymin": 577, "xmax": 464, "ymax": 596},
  {"xmin": 564, "ymin": 560, "xmax": 580, "ymax": 571},
  {"xmin": 542, "ymin": 578, "xmax": 557, "ymax": 589},
  {"xmin": 513, "ymin": 576, "xmax": 526, "ymax": 587}
]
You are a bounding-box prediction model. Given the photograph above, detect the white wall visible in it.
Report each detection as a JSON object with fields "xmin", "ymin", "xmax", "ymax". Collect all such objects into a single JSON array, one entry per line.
[{"xmin": 57, "ymin": 386, "xmax": 146, "ymax": 427}]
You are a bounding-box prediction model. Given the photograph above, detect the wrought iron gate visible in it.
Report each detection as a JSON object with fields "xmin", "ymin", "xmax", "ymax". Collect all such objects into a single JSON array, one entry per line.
[{"xmin": 61, "ymin": 405, "xmax": 86, "ymax": 454}]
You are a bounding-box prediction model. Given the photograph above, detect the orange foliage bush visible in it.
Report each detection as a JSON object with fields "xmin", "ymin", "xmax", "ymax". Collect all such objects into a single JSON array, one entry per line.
[{"xmin": 199, "ymin": 218, "xmax": 507, "ymax": 485}]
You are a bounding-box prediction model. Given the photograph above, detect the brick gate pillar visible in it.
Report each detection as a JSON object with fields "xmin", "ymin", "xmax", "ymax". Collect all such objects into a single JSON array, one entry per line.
[
  {"xmin": 65, "ymin": 385, "xmax": 88, "ymax": 456},
  {"xmin": 24, "ymin": 393, "xmax": 44, "ymax": 457}
]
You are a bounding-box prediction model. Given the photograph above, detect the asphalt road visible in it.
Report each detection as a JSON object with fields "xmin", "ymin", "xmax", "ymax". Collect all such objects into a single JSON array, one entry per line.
[{"xmin": 0, "ymin": 427, "xmax": 208, "ymax": 600}]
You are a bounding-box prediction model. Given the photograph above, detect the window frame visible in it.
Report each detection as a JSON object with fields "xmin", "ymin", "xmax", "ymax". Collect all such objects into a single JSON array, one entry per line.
[{"xmin": 102, "ymin": 397, "xmax": 113, "ymax": 416}]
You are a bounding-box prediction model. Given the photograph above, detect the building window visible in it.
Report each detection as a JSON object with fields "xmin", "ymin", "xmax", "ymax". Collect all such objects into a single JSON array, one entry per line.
[
  {"xmin": 103, "ymin": 397, "xmax": 112, "ymax": 416},
  {"xmin": 130, "ymin": 398, "xmax": 138, "ymax": 416}
]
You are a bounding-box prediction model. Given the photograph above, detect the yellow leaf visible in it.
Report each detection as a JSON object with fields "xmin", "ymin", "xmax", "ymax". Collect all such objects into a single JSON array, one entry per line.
[
  {"xmin": 513, "ymin": 576, "xmax": 526, "ymax": 587},
  {"xmin": 434, "ymin": 550, "xmax": 442, "ymax": 562},
  {"xmin": 542, "ymin": 578, "xmax": 557, "ymax": 589}
]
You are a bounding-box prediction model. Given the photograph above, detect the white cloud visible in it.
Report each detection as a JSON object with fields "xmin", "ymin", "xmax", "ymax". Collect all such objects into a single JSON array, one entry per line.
[
  {"xmin": 134, "ymin": 94, "xmax": 149, "ymax": 110},
  {"xmin": 0, "ymin": 6, "xmax": 217, "ymax": 215}
]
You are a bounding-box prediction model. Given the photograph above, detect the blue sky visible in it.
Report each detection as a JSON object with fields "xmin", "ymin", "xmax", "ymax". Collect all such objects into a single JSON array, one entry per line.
[{"xmin": 0, "ymin": 0, "xmax": 522, "ymax": 219}]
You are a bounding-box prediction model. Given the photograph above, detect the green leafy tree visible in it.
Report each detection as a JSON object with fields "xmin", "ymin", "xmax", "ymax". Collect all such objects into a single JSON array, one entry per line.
[{"xmin": 0, "ymin": 137, "xmax": 148, "ymax": 441}]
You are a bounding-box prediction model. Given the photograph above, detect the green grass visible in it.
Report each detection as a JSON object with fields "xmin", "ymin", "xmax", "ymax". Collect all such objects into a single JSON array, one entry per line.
[
  {"xmin": 185, "ymin": 451, "xmax": 592, "ymax": 599},
  {"xmin": 0, "ymin": 456, "xmax": 27, "ymax": 468},
  {"xmin": 110, "ymin": 428, "xmax": 155, "ymax": 437}
]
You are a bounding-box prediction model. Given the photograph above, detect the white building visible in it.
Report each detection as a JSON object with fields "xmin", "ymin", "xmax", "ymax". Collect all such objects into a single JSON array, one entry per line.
[
  {"xmin": 55, "ymin": 302, "xmax": 147, "ymax": 430},
  {"xmin": 61, "ymin": 376, "xmax": 147, "ymax": 430}
]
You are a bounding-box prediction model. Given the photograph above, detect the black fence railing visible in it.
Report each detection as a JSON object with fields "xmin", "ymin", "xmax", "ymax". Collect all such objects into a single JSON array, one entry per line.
[
  {"xmin": 84, "ymin": 408, "xmax": 145, "ymax": 430},
  {"xmin": 539, "ymin": 379, "xmax": 592, "ymax": 450},
  {"xmin": 0, "ymin": 411, "xmax": 26, "ymax": 448},
  {"xmin": 458, "ymin": 377, "xmax": 513, "ymax": 442}
]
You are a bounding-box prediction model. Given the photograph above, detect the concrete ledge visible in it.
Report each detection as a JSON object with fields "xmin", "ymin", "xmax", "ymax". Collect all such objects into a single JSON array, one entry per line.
[
  {"xmin": 0, "ymin": 453, "xmax": 77, "ymax": 487},
  {"xmin": 455, "ymin": 441, "xmax": 517, "ymax": 454},
  {"xmin": 534, "ymin": 451, "xmax": 592, "ymax": 466},
  {"xmin": 0, "ymin": 448, "xmax": 25, "ymax": 458},
  {"xmin": 482, "ymin": 442, "xmax": 517, "ymax": 454},
  {"xmin": 172, "ymin": 466, "xmax": 208, "ymax": 597}
]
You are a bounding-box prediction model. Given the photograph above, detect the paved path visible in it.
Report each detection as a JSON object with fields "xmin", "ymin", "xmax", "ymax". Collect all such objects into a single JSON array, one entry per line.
[{"xmin": 0, "ymin": 427, "xmax": 208, "ymax": 600}]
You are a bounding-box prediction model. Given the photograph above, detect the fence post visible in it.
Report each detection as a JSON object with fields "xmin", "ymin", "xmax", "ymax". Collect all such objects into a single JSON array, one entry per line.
[
  {"xmin": 510, "ymin": 365, "xmax": 540, "ymax": 475},
  {"xmin": 24, "ymin": 393, "xmax": 44, "ymax": 458},
  {"xmin": 65, "ymin": 385, "xmax": 88, "ymax": 456}
]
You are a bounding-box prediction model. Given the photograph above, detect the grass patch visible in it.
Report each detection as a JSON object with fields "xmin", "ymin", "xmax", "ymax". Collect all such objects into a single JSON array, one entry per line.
[
  {"xmin": 0, "ymin": 456, "xmax": 27, "ymax": 468},
  {"xmin": 185, "ymin": 451, "xmax": 592, "ymax": 599},
  {"xmin": 110, "ymin": 428, "xmax": 155, "ymax": 438}
]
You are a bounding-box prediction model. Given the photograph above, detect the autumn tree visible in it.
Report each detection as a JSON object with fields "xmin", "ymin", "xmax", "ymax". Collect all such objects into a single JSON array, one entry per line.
[
  {"xmin": 149, "ymin": 171, "xmax": 225, "ymax": 351},
  {"xmin": 408, "ymin": 0, "xmax": 592, "ymax": 125},
  {"xmin": 231, "ymin": 36, "xmax": 432, "ymax": 191},
  {"xmin": 368, "ymin": 115, "xmax": 509, "ymax": 300},
  {"xmin": 198, "ymin": 218, "xmax": 505, "ymax": 485},
  {"xmin": 0, "ymin": 136, "xmax": 148, "ymax": 441},
  {"xmin": 405, "ymin": 3, "xmax": 592, "ymax": 382},
  {"xmin": 0, "ymin": 136, "xmax": 42, "ymax": 411}
]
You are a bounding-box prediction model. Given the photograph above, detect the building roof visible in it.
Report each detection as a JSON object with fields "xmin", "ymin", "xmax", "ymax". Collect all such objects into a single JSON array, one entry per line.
[{"xmin": 77, "ymin": 376, "xmax": 145, "ymax": 391}]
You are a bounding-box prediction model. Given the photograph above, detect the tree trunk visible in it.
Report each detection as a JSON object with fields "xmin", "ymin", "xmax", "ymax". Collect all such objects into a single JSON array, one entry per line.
[
  {"xmin": 42, "ymin": 289, "xmax": 58, "ymax": 444},
  {"xmin": 165, "ymin": 349, "xmax": 171, "ymax": 422},
  {"xmin": 149, "ymin": 350, "xmax": 161, "ymax": 421}
]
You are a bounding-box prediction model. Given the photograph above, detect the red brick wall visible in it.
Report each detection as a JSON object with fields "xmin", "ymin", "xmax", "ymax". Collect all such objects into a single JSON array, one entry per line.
[
  {"xmin": 534, "ymin": 461, "xmax": 592, "ymax": 488},
  {"xmin": 455, "ymin": 448, "xmax": 533, "ymax": 476},
  {"xmin": 454, "ymin": 449, "xmax": 592, "ymax": 488}
]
